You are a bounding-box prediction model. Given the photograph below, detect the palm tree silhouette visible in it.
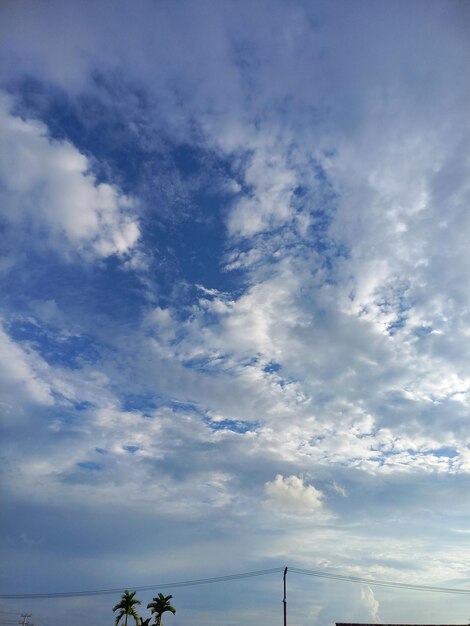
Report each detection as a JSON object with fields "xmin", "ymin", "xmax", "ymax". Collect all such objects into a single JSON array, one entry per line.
[
  {"xmin": 147, "ymin": 593, "xmax": 176, "ymax": 626},
  {"xmin": 113, "ymin": 590, "xmax": 142, "ymax": 626}
]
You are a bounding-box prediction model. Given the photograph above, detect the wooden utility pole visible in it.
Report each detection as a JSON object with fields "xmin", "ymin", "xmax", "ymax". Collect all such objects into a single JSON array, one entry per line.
[{"xmin": 283, "ymin": 567, "xmax": 288, "ymax": 626}]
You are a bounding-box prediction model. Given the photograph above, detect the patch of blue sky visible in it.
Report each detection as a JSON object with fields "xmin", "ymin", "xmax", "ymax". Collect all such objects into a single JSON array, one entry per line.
[
  {"xmin": 6, "ymin": 79, "xmax": 339, "ymax": 363},
  {"xmin": 12, "ymin": 79, "xmax": 245, "ymax": 300},
  {"xmin": 182, "ymin": 354, "xmax": 260, "ymax": 376},
  {"xmin": 181, "ymin": 354, "xmax": 231, "ymax": 374},
  {"xmin": 113, "ymin": 398, "xmax": 205, "ymax": 428},
  {"xmin": 313, "ymin": 391, "xmax": 335, "ymax": 406},
  {"xmin": 294, "ymin": 163, "xmax": 336, "ymax": 208},
  {"xmin": 6, "ymin": 319, "xmax": 101, "ymax": 369},
  {"xmin": 308, "ymin": 235, "xmax": 347, "ymax": 281},
  {"xmin": 204, "ymin": 417, "xmax": 259, "ymax": 434},
  {"xmin": 365, "ymin": 455, "xmax": 386, "ymax": 466},
  {"xmin": 291, "ymin": 180, "xmax": 346, "ymax": 283},
  {"xmin": 171, "ymin": 142, "xmax": 231, "ymax": 178},
  {"xmin": 1, "ymin": 247, "xmax": 150, "ymax": 337},
  {"xmin": 278, "ymin": 375, "xmax": 301, "ymax": 389},
  {"xmin": 310, "ymin": 435, "xmax": 326, "ymax": 446},
  {"xmin": 169, "ymin": 399, "xmax": 204, "ymax": 416},
  {"xmin": 76, "ymin": 256, "xmax": 151, "ymax": 322},
  {"xmin": 44, "ymin": 401, "xmax": 91, "ymax": 428},
  {"xmin": 377, "ymin": 283, "xmax": 413, "ymax": 336},
  {"xmin": 12, "ymin": 78, "xmax": 347, "ymax": 309},
  {"xmin": 11, "ymin": 78, "xmax": 152, "ymax": 192},
  {"xmin": 414, "ymin": 325, "xmax": 434, "ymax": 337},
  {"xmin": 124, "ymin": 445, "xmax": 140, "ymax": 454},
  {"xmin": 76, "ymin": 461, "xmax": 104, "ymax": 471},
  {"xmin": 430, "ymin": 447, "xmax": 458, "ymax": 458},
  {"xmin": 71, "ymin": 400, "xmax": 94, "ymax": 412},
  {"xmin": 263, "ymin": 361, "xmax": 281, "ymax": 373},
  {"xmin": 158, "ymin": 196, "xmax": 242, "ymax": 295},
  {"xmin": 140, "ymin": 166, "xmax": 245, "ymax": 300},
  {"xmin": 387, "ymin": 314, "xmax": 409, "ymax": 335},
  {"xmin": 120, "ymin": 393, "xmax": 165, "ymax": 415},
  {"xmin": 15, "ymin": 79, "xmax": 341, "ymax": 305}
]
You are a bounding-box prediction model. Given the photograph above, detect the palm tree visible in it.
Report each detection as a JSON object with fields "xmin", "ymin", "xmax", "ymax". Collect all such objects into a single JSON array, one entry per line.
[
  {"xmin": 113, "ymin": 590, "xmax": 142, "ymax": 626},
  {"xmin": 147, "ymin": 593, "xmax": 176, "ymax": 626}
]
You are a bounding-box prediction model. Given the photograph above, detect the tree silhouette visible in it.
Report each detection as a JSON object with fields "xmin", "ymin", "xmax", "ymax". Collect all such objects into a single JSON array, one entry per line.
[
  {"xmin": 147, "ymin": 593, "xmax": 176, "ymax": 626},
  {"xmin": 113, "ymin": 590, "xmax": 142, "ymax": 626}
]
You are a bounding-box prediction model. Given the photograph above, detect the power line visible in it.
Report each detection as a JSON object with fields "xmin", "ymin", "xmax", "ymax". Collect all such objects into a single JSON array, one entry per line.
[
  {"xmin": 0, "ymin": 565, "xmax": 469, "ymax": 600},
  {"xmin": 289, "ymin": 567, "xmax": 470, "ymax": 595},
  {"xmin": 0, "ymin": 568, "xmax": 284, "ymax": 599}
]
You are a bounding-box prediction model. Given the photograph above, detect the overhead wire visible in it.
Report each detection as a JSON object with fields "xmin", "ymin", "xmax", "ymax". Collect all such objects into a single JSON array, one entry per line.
[
  {"xmin": 1, "ymin": 565, "xmax": 469, "ymax": 600},
  {"xmin": 0, "ymin": 568, "xmax": 284, "ymax": 599},
  {"xmin": 289, "ymin": 567, "xmax": 470, "ymax": 595}
]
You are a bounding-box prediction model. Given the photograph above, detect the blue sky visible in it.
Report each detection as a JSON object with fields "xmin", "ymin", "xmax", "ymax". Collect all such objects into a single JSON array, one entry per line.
[{"xmin": 1, "ymin": 1, "xmax": 470, "ymax": 625}]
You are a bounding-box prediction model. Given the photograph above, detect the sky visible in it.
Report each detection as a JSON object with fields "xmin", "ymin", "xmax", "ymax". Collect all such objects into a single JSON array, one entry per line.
[{"xmin": 0, "ymin": 1, "xmax": 470, "ymax": 625}]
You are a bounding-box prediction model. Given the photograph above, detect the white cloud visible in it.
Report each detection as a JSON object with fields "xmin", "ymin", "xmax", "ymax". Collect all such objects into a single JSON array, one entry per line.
[
  {"xmin": 0, "ymin": 323, "xmax": 53, "ymax": 408},
  {"xmin": 227, "ymin": 144, "xmax": 297, "ymax": 238},
  {"xmin": 137, "ymin": 248, "xmax": 470, "ymax": 473},
  {"xmin": 361, "ymin": 585, "xmax": 381, "ymax": 623},
  {"xmin": 0, "ymin": 92, "xmax": 139, "ymax": 259},
  {"xmin": 265, "ymin": 474, "xmax": 326, "ymax": 515},
  {"xmin": 331, "ymin": 481, "xmax": 347, "ymax": 498}
]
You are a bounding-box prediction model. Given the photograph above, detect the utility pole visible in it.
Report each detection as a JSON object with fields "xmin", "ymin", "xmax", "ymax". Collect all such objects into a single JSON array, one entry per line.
[{"xmin": 283, "ymin": 566, "xmax": 288, "ymax": 626}]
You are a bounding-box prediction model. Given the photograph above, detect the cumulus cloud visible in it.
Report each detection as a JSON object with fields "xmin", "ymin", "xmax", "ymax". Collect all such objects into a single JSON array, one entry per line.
[
  {"xmin": 316, "ymin": 583, "xmax": 382, "ymax": 626},
  {"xmin": 361, "ymin": 585, "xmax": 381, "ymax": 622},
  {"xmin": 265, "ymin": 474, "xmax": 326, "ymax": 515},
  {"xmin": 0, "ymin": 93, "xmax": 139, "ymax": 260}
]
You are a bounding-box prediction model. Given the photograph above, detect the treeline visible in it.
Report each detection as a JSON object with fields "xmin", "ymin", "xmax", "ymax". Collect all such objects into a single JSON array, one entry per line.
[{"xmin": 113, "ymin": 590, "xmax": 176, "ymax": 626}]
